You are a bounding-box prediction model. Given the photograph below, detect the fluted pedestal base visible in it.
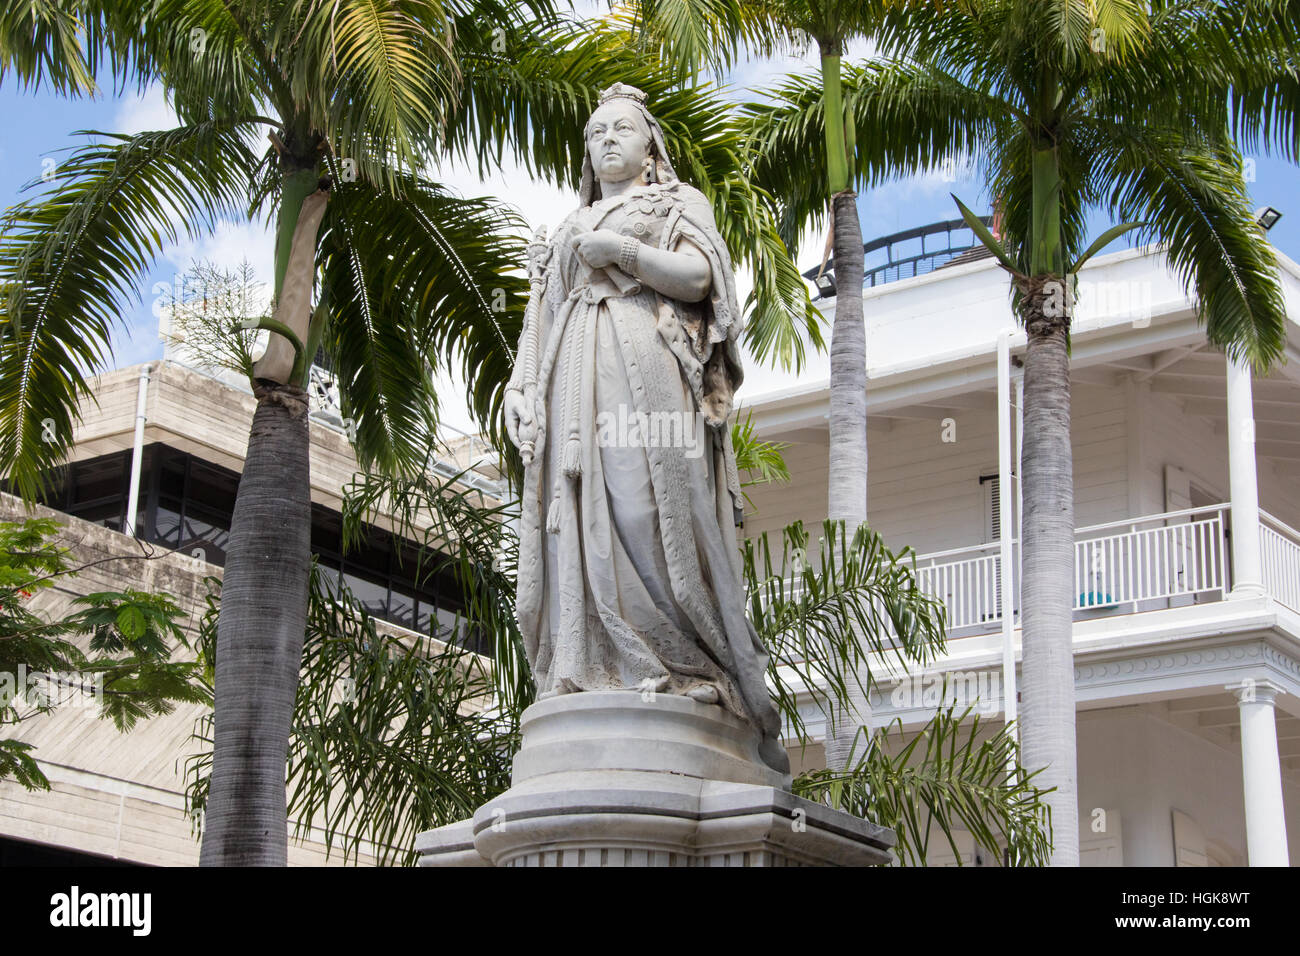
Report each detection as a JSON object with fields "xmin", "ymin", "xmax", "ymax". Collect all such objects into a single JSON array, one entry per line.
[{"xmin": 415, "ymin": 691, "xmax": 894, "ymax": 867}]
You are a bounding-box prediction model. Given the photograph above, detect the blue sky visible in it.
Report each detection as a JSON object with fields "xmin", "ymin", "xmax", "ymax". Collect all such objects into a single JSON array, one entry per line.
[{"xmin": 4, "ymin": 50, "xmax": 1299, "ymax": 428}]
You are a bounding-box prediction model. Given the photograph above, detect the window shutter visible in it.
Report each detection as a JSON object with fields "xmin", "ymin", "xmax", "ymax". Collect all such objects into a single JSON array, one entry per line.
[
  {"xmin": 988, "ymin": 475, "xmax": 1001, "ymax": 541},
  {"xmin": 981, "ymin": 473, "xmax": 1002, "ymax": 620}
]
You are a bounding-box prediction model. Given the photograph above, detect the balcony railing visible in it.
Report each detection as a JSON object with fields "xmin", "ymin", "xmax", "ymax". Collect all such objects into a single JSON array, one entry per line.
[
  {"xmin": 1262, "ymin": 511, "xmax": 1300, "ymax": 615},
  {"xmin": 802, "ymin": 217, "xmax": 996, "ymax": 295},
  {"xmin": 913, "ymin": 542, "xmax": 1003, "ymax": 630},
  {"xmin": 777, "ymin": 504, "xmax": 1300, "ymax": 640},
  {"xmin": 1073, "ymin": 505, "xmax": 1230, "ymax": 613}
]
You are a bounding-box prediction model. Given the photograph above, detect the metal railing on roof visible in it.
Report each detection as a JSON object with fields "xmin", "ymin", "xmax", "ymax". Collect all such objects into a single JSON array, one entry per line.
[{"xmin": 804, "ymin": 216, "xmax": 996, "ymax": 297}]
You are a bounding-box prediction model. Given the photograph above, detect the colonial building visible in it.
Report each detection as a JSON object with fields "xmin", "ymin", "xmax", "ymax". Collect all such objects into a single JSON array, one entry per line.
[{"xmin": 741, "ymin": 218, "xmax": 1300, "ymax": 866}]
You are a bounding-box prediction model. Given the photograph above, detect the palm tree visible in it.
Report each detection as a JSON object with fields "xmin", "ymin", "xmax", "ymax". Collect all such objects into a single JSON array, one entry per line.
[
  {"xmin": 2, "ymin": 0, "xmax": 529, "ymax": 867},
  {"xmin": 739, "ymin": 0, "xmax": 1290, "ymax": 863},
  {"xmin": 740, "ymin": 3, "xmax": 878, "ymax": 774},
  {"xmin": 0, "ymin": 3, "xmax": 815, "ymax": 864}
]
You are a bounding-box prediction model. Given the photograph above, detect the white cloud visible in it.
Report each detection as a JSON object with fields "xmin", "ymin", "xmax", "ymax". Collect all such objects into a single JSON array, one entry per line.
[
  {"xmin": 433, "ymin": 157, "xmax": 577, "ymax": 242},
  {"xmin": 161, "ymin": 217, "xmax": 277, "ymax": 282},
  {"xmin": 114, "ymin": 86, "xmax": 178, "ymax": 135}
]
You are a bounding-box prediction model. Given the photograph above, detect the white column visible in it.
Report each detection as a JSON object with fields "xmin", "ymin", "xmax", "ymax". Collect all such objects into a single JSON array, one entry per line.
[
  {"xmin": 1015, "ymin": 373, "xmax": 1024, "ymax": 580},
  {"xmin": 997, "ymin": 332, "xmax": 1018, "ymax": 731},
  {"xmin": 124, "ymin": 363, "xmax": 152, "ymax": 537},
  {"xmin": 1226, "ymin": 354, "xmax": 1264, "ymax": 597},
  {"xmin": 1227, "ymin": 680, "xmax": 1290, "ymax": 866}
]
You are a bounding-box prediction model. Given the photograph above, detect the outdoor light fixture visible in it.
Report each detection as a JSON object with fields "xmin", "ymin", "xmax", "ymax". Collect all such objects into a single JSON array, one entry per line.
[
  {"xmin": 813, "ymin": 272, "xmax": 837, "ymax": 298},
  {"xmin": 1255, "ymin": 205, "xmax": 1283, "ymax": 231}
]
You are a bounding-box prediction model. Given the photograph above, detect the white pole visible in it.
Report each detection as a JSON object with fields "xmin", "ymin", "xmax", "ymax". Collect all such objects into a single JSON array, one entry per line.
[
  {"xmin": 1015, "ymin": 374, "xmax": 1024, "ymax": 602},
  {"xmin": 998, "ymin": 332, "xmax": 1018, "ymax": 731},
  {"xmin": 1226, "ymin": 354, "xmax": 1264, "ymax": 597},
  {"xmin": 124, "ymin": 364, "xmax": 152, "ymax": 537},
  {"xmin": 1228, "ymin": 680, "xmax": 1290, "ymax": 865}
]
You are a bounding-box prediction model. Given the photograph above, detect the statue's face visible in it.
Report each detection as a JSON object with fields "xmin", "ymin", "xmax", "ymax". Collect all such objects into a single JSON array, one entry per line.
[{"xmin": 586, "ymin": 101, "xmax": 652, "ymax": 186}]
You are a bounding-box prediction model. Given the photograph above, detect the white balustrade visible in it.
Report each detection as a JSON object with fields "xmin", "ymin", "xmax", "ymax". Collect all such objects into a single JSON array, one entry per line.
[
  {"xmin": 1261, "ymin": 511, "xmax": 1300, "ymax": 614},
  {"xmin": 768, "ymin": 502, "xmax": 1300, "ymax": 641},
  {"xmin": 914, "ymin": 544, "xmax": 1004, "ymax": 631},
  {"xmin": 1072, "ymin": 505, "xmax": 1229, "ymax": 612}
]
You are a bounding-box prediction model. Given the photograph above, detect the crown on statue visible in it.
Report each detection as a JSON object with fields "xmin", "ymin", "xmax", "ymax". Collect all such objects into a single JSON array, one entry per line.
[{"xmin": 598, "ymin": 83, "xmax": 648, "ymax": 107}]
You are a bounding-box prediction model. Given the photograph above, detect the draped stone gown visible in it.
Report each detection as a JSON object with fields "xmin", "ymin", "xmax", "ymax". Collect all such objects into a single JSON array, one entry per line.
[{"xmin": 511, "ymin": 181, "xmax": 789, "ymax": 777}]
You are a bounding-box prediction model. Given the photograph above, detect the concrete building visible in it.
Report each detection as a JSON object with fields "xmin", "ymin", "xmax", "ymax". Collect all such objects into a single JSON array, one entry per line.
[{"xmin": 0, "ymin": 339, "xmax": 501, "ymax": 865}]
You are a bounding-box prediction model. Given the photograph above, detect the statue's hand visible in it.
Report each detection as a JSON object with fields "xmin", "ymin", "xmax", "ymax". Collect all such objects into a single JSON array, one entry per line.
[
  {"xmin": 504, "ymin": 389, "xmax": 534, "ymax": 451},
  {"xmin": 570, "ymin": 229, "xmax": 624, "ymax": 269}
]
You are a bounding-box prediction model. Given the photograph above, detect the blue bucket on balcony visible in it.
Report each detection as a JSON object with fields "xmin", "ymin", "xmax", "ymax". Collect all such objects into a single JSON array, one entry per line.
[{"xmin": 1078, "ymin": 590, "xmax": 1119, "ymax": 610}]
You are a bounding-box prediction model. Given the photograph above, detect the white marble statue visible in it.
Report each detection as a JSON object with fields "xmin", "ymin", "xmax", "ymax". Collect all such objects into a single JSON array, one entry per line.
[{"xmin": 503, "ymin": 83, "xmax": 790, "ymax": 778}]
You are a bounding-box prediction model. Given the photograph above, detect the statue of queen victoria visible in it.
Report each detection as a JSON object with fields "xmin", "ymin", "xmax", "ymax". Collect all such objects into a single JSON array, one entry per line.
[{"xmin": 503, "ymin": 83, "xmax": 790, "ymax": 779}]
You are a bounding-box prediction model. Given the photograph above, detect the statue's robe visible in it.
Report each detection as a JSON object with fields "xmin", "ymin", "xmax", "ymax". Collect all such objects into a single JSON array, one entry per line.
[{"xmin": 510, "ymin": 180, "xmax": 790, "ymax": 778}]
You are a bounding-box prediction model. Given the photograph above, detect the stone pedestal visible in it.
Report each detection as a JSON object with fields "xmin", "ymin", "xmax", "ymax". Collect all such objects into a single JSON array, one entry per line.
[{"xmin": 416, "ymin": 691, "xmax": 894, "ymax": 867}]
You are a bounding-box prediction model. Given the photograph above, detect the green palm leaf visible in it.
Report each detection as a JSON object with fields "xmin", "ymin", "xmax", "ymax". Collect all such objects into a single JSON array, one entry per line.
[
  {"xmin": 1091, "ymin": 125, "xmax": 1286, "ymax": 369},
  {"xmin": 317, "ymin": 171, "xmax": 528, "ymax": 471},
  {"xmin": 0, "ymin": 121, "xmax": 263, "ymax": 499},
  {"xmin": 797, "ymin": 705, "xmax": 1053, "ymax": 866},
  {"xmin": 741, "ymin": 59, "xmax": 1010, "ymax": 251}
]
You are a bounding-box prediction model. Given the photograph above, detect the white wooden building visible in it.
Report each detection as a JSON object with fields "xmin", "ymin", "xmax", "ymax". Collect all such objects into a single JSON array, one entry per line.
[{"xmin": 740, "ymin": 220, "xmax": 1300, "ymax": 866}]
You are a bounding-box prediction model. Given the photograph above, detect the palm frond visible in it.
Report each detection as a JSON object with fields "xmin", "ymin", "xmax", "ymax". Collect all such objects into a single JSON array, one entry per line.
[
  {"xmin": 0, "ymin": 0, "xmax": 99, "ymax": 95},
  {"xmin": 1091, "ymin": 122, "xmax": 1287, "ymax": 369},
  {"xmin": 317, "ymin": 170, "xmax": 528, "ymax": 472},
  {"xmin": 611, "ymin": 0, "xmax": 798, "ymax": 79},
  {"xmin": 185, "ymin": 563, "xmax": 514, "ymax": 866},
  {"xmin": 0, "ymin": 120, "xmax": 262, "ymax": 499},
  {"xmin": 283, "ymin": 0, "xmax": 461, "ymax": 183},
  {"xmin": 796, "ymin": 705, "xmax": 1053, "ymax": 866},
  {"xmin": 147, "ymin": 0, "xmax": 273, "ymax": 126},
  {"xmin": 745, "ymin": 519, "xmax": 948, "ymax": 743},
  {"xmin": 731, "ymin": 412, "xmax": 791, "ymax": 486},
  {"xmin": 339, "ymin": 469, "xmax": 531, "ymax": 714},
  {"xmin": 741, "ymin": 59, "xmax": 1009, "ymax": 252}
]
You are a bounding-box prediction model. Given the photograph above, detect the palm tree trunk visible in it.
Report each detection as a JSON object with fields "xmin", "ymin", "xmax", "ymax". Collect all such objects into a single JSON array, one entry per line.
[
  {"xmin": 824, "ymin": 189, "xmax": 870, "ymax": 771},
  {"xmin": 199, "ymin": 387, "xmax": 312, "ymax": 865},
  {"xmin": 819, "ymin": 41, "xmax": 871, "ymax": 772},
  {"xmin": 200, "ymin": 156, "xmax": 321, "ymax": 866},
  {"xmin": 1018, "ymin": 276, "xmax": 1079, "ymax": 867},
  {"xmin": 826, "ymin": 192, "xmax": 868, "ymax": 527}
]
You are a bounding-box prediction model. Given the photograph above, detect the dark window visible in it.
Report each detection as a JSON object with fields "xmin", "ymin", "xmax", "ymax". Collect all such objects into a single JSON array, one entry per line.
[
  {"xmin": 181, "ymin": 508, "xmax": 230, "ymax": 566},
  {"xmin": 27, "ymin": 445, "xmax": 479, "ymax": 651},
  {"xmin": 153, "ymin": 503, "xmax": 182, "ymax": 549},
  {"xmin": 311, "ymin": 505, "xmax": 343, "ymax": 557},
  {"xmin": 0, "ymin": 834, "xmax": 143, "ymax": 867},
  {"xmin": 36, "ymin": 450, "xmax": 130, "ymax": 531},
  {"xmin": 343, "ymin": 569, "xmax": 389, "ymax": 619},
  {"xmin": 388, "ymin": 587, "xmax": 416, "ymax": 629}
]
